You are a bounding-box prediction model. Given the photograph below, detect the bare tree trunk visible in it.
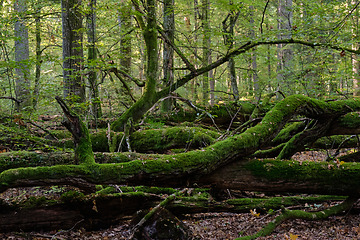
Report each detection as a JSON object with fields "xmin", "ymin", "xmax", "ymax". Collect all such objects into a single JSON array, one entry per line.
[
  {"xmin": 352, "ymin": 0, "xmax": 360, "ymax": 96},
  {"xmin": 249, "ymin": 5, "xmax": 259, "ymax": 100},
  {"xmin": 118, "ymin": 0, "xmax": 132, "ymax": 73},
  {"xmin": 201, "ymin": 0, "xmax": 210, "ymax": 105},
  {"xmin": 223, "ymin": 0, "xmax": 239, "ymax": 100},
  {"xmin": 161, "ymin": 0, "xmax": 175, "ymax": 112},
  {"xmin": 61, "ymin": 0, "xmax": 85, "ymax": 107},
  {"xmin": 276, "ymin": 0, "xmax": 293, "ymax": 96},
  {"xmin": 86, "ymin": 0, "xmax": 102, "ymax": 119},
  {"xmin": 33, "ymin": 2, "xmax": 41, "ymax": 109},
  {"xmin": 191, "ymin": 0, "xmax": 200, "ymax": 102},
  {"xmin": 14, "ymin": 0, "xmax": 31, "ymax": 111}
]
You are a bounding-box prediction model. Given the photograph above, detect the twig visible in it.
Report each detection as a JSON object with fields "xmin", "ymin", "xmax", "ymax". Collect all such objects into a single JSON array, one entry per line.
[
  {"xmin": 326, "ymin": 135, "xmax": 356, "ymax": 161},
  {"xmin": 25, "ymin": 119, "xmax": 59, "ymax": 141},
  {"xmin": 260, "ymin": 0, "xmax": 270, "ymax": 34},
  {"xmin": 0, "ymin": 96, "xmax": 22, "ymax": 103},
  {"xmin": 51, "ymin": 219, "xmax": 84, "ymax": 240}
]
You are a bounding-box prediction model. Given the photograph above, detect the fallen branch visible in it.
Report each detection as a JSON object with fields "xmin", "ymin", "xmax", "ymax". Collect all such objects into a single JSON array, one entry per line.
[{"xmin": 236, "ymin": 195, "xmax": 358, "ymax": 240}]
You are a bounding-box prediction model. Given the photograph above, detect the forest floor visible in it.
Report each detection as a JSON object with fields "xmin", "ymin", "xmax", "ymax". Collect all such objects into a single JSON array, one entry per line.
[
  {"xmin": 0, "ymin": 149, "xmax": 359, "ymax": 240},
  {"xmin": 1, "ymin": 115, "xmax": 359, "ymax": 239},
  {"xmin": 0, "ymin": 206, "xmax": 359, "ymax": 239}
]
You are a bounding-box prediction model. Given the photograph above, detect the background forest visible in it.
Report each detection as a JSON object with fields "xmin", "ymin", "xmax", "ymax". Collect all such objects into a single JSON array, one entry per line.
[{"xmin": 1, "ymin": 0, "xmax": 359, "ymax": 117}]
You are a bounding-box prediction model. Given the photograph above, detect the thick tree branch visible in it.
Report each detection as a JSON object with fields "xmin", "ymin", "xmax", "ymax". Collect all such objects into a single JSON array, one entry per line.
[{"xmin": 159, "ymin": 39, "xmax": 359, "ymax": 96}]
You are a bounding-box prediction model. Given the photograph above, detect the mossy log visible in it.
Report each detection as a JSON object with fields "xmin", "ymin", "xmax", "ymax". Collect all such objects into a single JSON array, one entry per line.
[
  {"xmin": 91, "ymin": 126, "xmax": 220, "ymax": 153},
  {"xmin": 0, "ymin": 188, "xmax": 346, "ymax": 232},
  {"xmin": 2, "ymin": 95, "xmax": 360, "ymax": 196}
]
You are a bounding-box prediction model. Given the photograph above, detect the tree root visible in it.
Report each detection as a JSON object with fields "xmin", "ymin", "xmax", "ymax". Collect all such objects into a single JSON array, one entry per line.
[{"xmin": 235, "ymin": 195, "xmax": 358, "ymax": 240}]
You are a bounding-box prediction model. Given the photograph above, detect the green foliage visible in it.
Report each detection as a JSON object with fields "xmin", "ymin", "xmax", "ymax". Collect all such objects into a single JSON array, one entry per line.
[{"xmin": 0, "ymin": 0, "xmax": 359, "ymax": 117}]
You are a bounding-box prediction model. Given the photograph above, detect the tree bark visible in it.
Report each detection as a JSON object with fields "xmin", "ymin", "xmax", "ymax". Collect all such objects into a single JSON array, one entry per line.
[
  {"xmin": 276, "ymin": 0, "xmax": 293, "ymax": 96},
  {"xmin": 86, "ymin": 0, "xmax": 102, "ymax": 119},
  {"xmin": 61, "ymin": 0, "xmax": 85, "ymax": 107},
  {"xmin": 161, "ymin": 0, "xmax": 175, "ymax": 112},
  {"xmin": 0, "ymin": 189, "xmax": 345, "ymax": 232},
  {"xmin": 14, "ymin": 0, "xmax": 31, "ymax": 111}
]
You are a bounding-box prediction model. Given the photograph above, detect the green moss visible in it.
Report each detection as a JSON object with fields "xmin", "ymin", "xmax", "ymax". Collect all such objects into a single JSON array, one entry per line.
[
  {"xmin": 0, "ymin": 151, "xmax": 75, "ymax": 172},
  {"xmin": 273, "ymin": 121, "xmax": 306, "ymax": 144},
  {"xmin": 60, "ymin": 190, "xmax": 86, "ymax": 202},
  {"xmin": 339, "ymin": 112, "xmax": 360, "ymax": 128},
  {"xmin": 0, "ymin": 125, "xmax": 62, "ymax": 152},
  {"xmin": 130, "ymin": 126, "xmax": 220, "ymax": 153},
  {"xmin": 226, "ymin": 195, "xmax": 346, "ymax": 212},
  {"xmin": 245, "ymin": 159, "xmax": 360, "ymax": 187},
  {"xmin": 20, "ymin": 196, "xmax": 57, "ymax": 208}
]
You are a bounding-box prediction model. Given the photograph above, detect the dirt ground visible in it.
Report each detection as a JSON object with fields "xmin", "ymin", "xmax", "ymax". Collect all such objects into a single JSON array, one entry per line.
[{"xmin": 0, "ymin": 209, "xmax": 359, "ymax": 239}]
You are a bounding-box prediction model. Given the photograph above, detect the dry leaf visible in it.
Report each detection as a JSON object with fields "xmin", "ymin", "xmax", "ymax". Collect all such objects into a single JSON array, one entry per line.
[
  {"xmin": 250, "ymin": 209, "xmax": 260, "ymax": 217},
  {"xmin": 290, "ymin": 233, "xmax": 299, "ymax": 240}
]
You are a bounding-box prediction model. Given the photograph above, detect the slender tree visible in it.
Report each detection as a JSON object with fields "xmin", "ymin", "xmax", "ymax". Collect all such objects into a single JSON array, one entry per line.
[
  {"xmin": 118, "ymin": 0, "xmax": 132, "ymax": 74},
  {"xmin": 14, "ymin": 0, "xmax": 31, "ymax": 111},
  {"xmin": 250, "ymin": 5, "xmax": 259, "ymax": 99},
  {"xmin": 222, "ymin": 0, "xmax": 240, "ymax": 101},
  {"xmin": 352, "ymin": 0, "xmax": 360, "ymax": 96},
  {"xmin": 86, "ymin": 0, "xmax": 102, "ymax": 118},
  {"xmin": 201, "ymin": 0, "xmax": 211, "ymax": 105},
  {"xmin": 33, "ymin": 1, "xmax": 42, "ymax": 109},
  {"xmin": 161, "ymin": 0, "xmax": 175, "ymax": 112},
  {"xmin": 276, "ymin": 0, "xmax": 293, "ymax": 96}
]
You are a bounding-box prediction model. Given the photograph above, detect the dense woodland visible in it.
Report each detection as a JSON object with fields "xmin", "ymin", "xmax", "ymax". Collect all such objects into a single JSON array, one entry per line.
[{"xmin": 2, "ymin": 0, "xmax": 360, "ymax": 239}]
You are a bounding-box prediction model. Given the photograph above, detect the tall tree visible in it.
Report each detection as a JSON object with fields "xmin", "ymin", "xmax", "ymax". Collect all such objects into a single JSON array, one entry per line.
[
  {"xmin": 14, "ymin": 0, "xmax": 31, "ymax": 111},
  {"xmin": 276, "ymin": 0, "xmax": 293, "ymax": 96},
  {"xmin": 86, "ymin": 0, "xmax": 102, "ymax": 118},
  {"xmin": 352, "ymin": 0, "xmax": 360, "ymax": 96},
  {"xmin": 201, "ymin": 0, "xmax": 211, "ymax": 105},
  {"xmin": 222, "ymin": 0, "xmax": 240, "ymax": 101},
  {"xmin": 250, "ymin": 5, "xmax": 259, "ymax": 99},
  {"xmin": 61, "ymin": 0, "xmax": 85, "ymax": 107},
  {"xmin": 118, "ymin": 0, "xmax": 132, "ymax": 74},
  {"xmin": 33, "ymin": 1, "xmax": 42, "ymax": 109},
  {"xmin": 161, "ymin": 0, "xmax": 175, "ymax": 112}
]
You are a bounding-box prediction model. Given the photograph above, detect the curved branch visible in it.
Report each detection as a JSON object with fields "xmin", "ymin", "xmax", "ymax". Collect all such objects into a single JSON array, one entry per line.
[{"xmin": 159, "ymin": 39, "xmax": 359, "ymax": 96}]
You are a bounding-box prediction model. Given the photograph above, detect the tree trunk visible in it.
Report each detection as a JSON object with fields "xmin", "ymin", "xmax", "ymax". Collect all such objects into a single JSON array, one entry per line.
[
  {"xmin": 276, "ymin": 0, "xmax": 293, "ymax": 96},
  {"xmin": 223, "ymin": 1, "xmax": 239, "ymax": 100},
  {"xmin": 86, "ymin": 0, "xmax": 102, "ymax": 119},
  {"xmin": 14, "ymin": 0, "xmax": 31, "ymax": 111},
  {"xmin": 249, "ymin": 5, "xmax": 259, "ymax": 99},
  {"xmin": 118, "ymin": 0, "xmax": 132, "ymax": 74},
  {"xmin": 61, "ymin": 0, "xmax": 85, "ymax": 107},
  {"xmin": 33, "ymin": 2, "xmax": 41, "ymax": 109},
  {"xmin": 161, "ymin": 0, "xmax": 175, "ymax": 112},
  {"xmin": 201, "ymin": 0, "xmax": 210, "ymax": 105},
  {"xmin": 352, "ymin": 0, "xmax": 360, "ymax": 96}
]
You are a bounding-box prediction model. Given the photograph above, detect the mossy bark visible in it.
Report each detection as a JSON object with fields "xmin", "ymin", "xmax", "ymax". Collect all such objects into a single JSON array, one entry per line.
[
  {"xmin": 0, "ymin": 187, "xmax": 345, "ymax": 232},
  {"xmin": 235, "ymin": 195, "xmax": 358, "ymax": 240},
  {"xmin": 2, "ymin": 95, "xmax": 360, "ymax": 194}
]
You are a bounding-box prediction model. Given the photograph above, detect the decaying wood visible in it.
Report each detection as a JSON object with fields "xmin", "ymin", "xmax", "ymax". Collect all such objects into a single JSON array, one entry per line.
[
  {"xmin": 2, "ymin": 95, "xmax": 360, "ymax": 234},
  {"xmin": 0, "ymin": 189, "xmax": 346, "ymax": 232}
]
